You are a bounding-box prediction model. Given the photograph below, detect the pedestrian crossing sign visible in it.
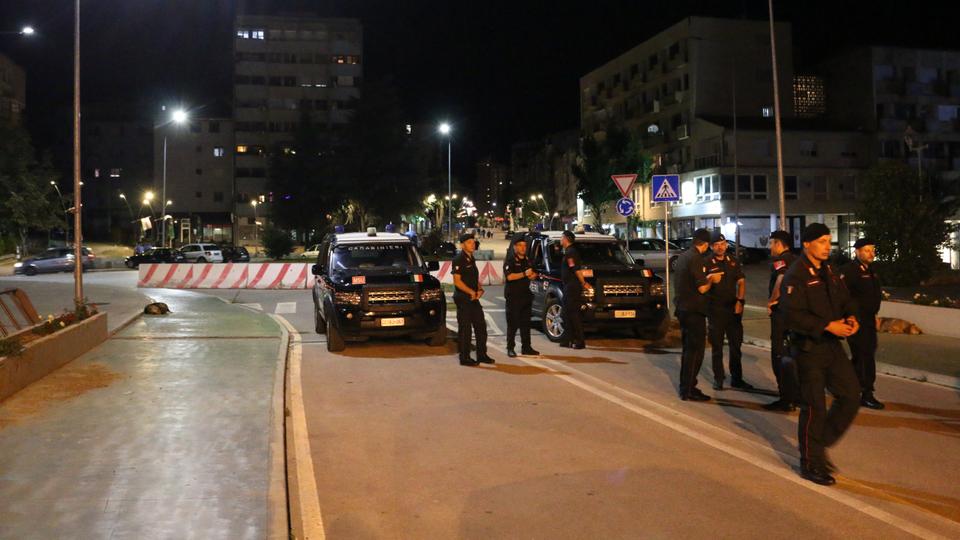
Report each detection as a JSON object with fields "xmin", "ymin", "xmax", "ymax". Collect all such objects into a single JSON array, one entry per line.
[{"xmin": 652, "ymin": 175, "xmax": 681, "ymax": 202}]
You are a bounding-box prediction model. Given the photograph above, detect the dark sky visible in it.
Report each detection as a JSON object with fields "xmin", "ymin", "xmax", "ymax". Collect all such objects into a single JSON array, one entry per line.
[{"xmin": 1, "ymin": 0, "xmax": 958, "ymax": 179}]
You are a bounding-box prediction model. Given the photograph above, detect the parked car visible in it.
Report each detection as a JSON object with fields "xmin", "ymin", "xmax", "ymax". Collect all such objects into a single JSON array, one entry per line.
[
  {"xmin": 220, "ymin": 246, "xmax": 250, "ymax": 263},
  {"xmin": 673, "ymin": 237, "xmax": 767, "ymax": 264},
  {"xmin": 425, "ymin": 241, "xmax": 457, "ymax": 260},
  {"xmin": 301, "ymin": 243, "xmax": 322, "ymax": 260},
  {"xmin": 626, "ymin": 238, "xmax": 680, "ymax": 270},
  {"xmin": 124, "ymin": 247, "xmax": 186, "ymax": 269},
  {"xmin": 14, "ymin": 247, "xmax": 94, "ymax": 276},
  {"xmin": 524, "ymin": 231, "xmax": 669, "ymax": 341},
  {"xmin": 179, "ymin": 243, "xmax": 224, "ymax": 263},
  {"xmin": 311, "ymin": 228, "xmax": 445, "ymax": 352}
]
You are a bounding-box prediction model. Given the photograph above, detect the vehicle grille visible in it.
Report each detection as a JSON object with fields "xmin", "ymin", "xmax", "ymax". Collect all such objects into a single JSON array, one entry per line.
[
  {"xmin": 366, "ymin": 289, "xmax": 416, "ymax": 304},
  {"xmin": 602, "ymin": 284, "xmax": 644, "ymax": 297}
]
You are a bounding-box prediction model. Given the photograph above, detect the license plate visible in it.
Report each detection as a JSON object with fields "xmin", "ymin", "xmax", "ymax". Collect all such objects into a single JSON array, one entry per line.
[
  {"xmin": 614, "ymin": 310, "xmax": 636, "ymax": 319},
  {"xmin": 380, "ymin": 317, "xmax": 405, "ymax": 327}
]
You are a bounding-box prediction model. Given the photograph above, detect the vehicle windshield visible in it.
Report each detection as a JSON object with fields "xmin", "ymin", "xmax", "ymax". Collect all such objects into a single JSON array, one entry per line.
[
  {"xmin": 330, "ymin": 243, "xmax": 422, "ymax": 271},
  {"xmin": 549, "ymin": 241, "xmax": 635, "ymax": 267}
]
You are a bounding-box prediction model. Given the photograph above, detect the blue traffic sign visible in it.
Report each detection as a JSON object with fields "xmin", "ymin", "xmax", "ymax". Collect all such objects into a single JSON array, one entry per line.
[
  {"xmin": 616, "ymin": 197, "xmax": 635, "ymax": 217},
  {"xmin": 652, "ymin": 174, "xmax": 681, "ymax": 202}
]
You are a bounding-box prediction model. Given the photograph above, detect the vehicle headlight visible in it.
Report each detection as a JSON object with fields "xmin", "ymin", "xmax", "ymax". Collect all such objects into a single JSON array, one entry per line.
[
  {"xmin": 650, "ymin": 282, "xmax": 666, "ymax": 297},
  {"xmin": 14, "ymin": 262, "xmax": 22, "ymax": 268},
  {"xmin": 420, "ymin": 288, "xmax": 443, "ymax": 302},
  {"xmin": 335, "ymin": 291, "xmax": 361, "ymax": 305}
]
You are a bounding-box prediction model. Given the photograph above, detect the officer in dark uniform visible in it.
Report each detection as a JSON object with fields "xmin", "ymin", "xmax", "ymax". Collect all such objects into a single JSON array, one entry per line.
[
  {"xmin": 674, "ymin": 228, "xmax": 724, "ymax": 401},
  {"xmin": 779, "ymin": 223, "xmax": 861, "ymax": 486},
  {"xmin": 841, "ymin": 238, "xmax": 885, "ymax": 410},
  {"xmin": 452, "ymin": 233, "xmax": 492, "ymax": 366},
  {"xmin": 705, "ymin": 232, "xmax": 753, "ymax": 391},
  {"xmin": 503, "ymin": 235, "xmax": 540, "ymax": 357},
  {"xmin": 764, "ymin": 230, "xmax": 798, "ymax": 411},
  {"xmin": 559, "ymin": 230, "xmax": 591, "ymax": 349}
]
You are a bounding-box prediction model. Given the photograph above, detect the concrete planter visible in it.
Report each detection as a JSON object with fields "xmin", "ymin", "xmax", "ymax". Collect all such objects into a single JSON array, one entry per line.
[
  {"xmin": 0, "ymin": 312, "xmax": 108, "ymax": 402},
  {"xmin": 878, "ymin": 300, "xmax": 960, "ymax": 338}
]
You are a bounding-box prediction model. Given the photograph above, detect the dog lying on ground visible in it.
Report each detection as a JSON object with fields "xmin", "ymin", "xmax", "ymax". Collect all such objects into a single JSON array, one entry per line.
[
  {"xmin": 878, "ymin": 317, "xmax": 922, "ymax": 335},
  {"xmin": 143, "ymin": 302, "xmax": 170, "ymax": 315}
]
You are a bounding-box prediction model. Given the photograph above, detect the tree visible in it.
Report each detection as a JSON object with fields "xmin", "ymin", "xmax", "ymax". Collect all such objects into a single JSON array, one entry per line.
[
  {"xmin": 0, "ymin": 122, "xmax": 62, "ymax": 255},
  {"xmin": 261, "ymin": 226, "xmax": 294, "ymax": 260},
  {"xmin": 857, "ymin": 161, "xmax": 960, "ymax": 285},
  {"xmin": 572, "ymin": 123, "xmax": 651, "ymax": 228}
]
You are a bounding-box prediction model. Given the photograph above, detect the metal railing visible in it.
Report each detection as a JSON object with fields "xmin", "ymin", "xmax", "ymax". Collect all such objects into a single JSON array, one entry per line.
[{"xmin": 0, "ymin": 288, "xmax": 40, "ymax": 337}]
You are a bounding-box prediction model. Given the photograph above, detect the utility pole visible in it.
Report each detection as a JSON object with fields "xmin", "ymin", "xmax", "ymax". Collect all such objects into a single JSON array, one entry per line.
[
  {"xmin": 73, "ymin": 0, "xmax": 84, "ymax": 308},
  {"xmin": 769, "ymin": 0, "xmax": 787, "ymax": 231}
]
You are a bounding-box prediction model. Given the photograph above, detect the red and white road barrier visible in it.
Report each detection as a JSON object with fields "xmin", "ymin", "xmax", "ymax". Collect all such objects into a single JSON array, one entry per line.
[{"xmin": 138, "ymin": 260, "xmax": 505, "ymax": 289}]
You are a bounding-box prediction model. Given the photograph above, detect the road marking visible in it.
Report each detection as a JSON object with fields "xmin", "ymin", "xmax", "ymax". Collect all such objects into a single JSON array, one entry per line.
[
  {"xmin": 275, "ymin": 302, "xmax": 297, "ymax": 314},
  {"xmin": 484, "ymin": 341, "xmax": 955, "ymax": 539},
  {"xmin": 479, "ymin": 297, "xmax": 496, "ymax": 308},
  {"xmin": 495, "ymin": 296, "xmax": 506, "ymax": 302},
  {"xmin": 272, "ymin": 315, "xmax": 326, "ymax": 540},
  {"xmin": 240, "ymin": 303, "xmax": 263, "ymax": 311}
]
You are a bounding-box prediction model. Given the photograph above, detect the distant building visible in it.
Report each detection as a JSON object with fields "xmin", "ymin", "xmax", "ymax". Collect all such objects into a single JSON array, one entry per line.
[
  {"xmin": 0, "ymin": 53, "xmax": 25, "ymax": 125},
  {"xmin": 475, "ymin": 158, "xmax": 509, "ymax": 212},
  {"xmin": 232, "ymin": 14, "xmax": 363, "ymax": 241},
  {"xmin": 509, "ymin": 130, "xmax": 579, "ymax": 227}
]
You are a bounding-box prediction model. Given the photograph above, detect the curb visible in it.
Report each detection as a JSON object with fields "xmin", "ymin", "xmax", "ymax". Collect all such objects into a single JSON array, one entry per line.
[
  {"xmin": 266, "ymin": 314, "xmax": 291, "ymax": 540},
  {"xmin": 742, "ymin": 334, "xmax": 960, "ymax": 391}
]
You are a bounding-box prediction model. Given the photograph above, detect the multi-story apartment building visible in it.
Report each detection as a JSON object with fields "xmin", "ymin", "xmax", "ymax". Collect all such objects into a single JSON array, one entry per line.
[
  {"xmin": 233, "ymin": 15, "xmax": 362, "ymax": 240},
  {"xmin": 475, "ymin": 158, "xmax": 509, "ymax": 213},
  {"xmin": 153, "ymin": 116, "xmax": 235, "ymax": 244},
  {"xmin": 0, "ymin": 53, "xmax": 25, "ymax": 125},
  {"xmin": 510, "ymin": 130, "xmax": 580, "ymax": 221}
]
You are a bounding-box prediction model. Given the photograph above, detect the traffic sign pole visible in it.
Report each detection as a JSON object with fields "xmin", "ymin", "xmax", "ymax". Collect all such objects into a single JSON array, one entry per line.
[
  {"xmin": 665, "ymin": 203, "xmax": 671, "ymax": 312},
  {"xmin": 651, "ymin": 175, "xmax": 680, "ymax": 314}
]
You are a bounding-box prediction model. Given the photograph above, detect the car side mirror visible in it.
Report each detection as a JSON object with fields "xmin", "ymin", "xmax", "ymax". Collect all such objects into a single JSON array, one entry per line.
[
  {"xmin": 311, "ymin": 263, "xmax": 325, "ymax": 276},
  {"xmin": 427, "ymin": 260, "xmax": 440, "ymax": 271}
]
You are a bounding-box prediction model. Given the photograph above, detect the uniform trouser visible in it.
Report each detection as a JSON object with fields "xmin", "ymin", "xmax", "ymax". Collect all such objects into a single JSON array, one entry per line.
[
  {"xmin": 562, "ymin": 283, "xmax": 585, "ymax": 345},
  {"xmin": 678, "ymin": 311, "xmax": 707, "ymax": 395},
  {"xmin": 505, "ymin": 292, "xmax": 533, "ymax": 350},
  {"xmin": 708, "ymin": 309, "xmax": 743, "ymax": 383},
  {"xmin": 795, "ymin": 340, "xmax": 861, "ymax": 468},
  {"xmin": 770, "ymin": 308, "xmax": 788, "ymax": 395},
  {"xmin": 847, "ymin": 317, "xmax": 878, "ymax": 395},
  {"xmin": 454, "ymin": 295, "xmax": 487, "ymax": 360}
]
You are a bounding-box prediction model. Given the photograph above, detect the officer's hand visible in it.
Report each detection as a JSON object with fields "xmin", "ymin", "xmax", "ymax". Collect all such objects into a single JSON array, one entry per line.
[
  {"xmin": 845, "ymin": 316, "xmax": 860, "ymax": 335},
  {"xmin": 735, "ymin": 302, "xmax": 744, "ymax": 315},
  {"xmin": 766, "ymin": 299, "xmax": 777, "ymax": 316},
  {"xmin": 875, "ymin": 318, "xmax": 881, "ymax": 331},
  {"xmin": 524, "ymin": 268, "xmax": 536, "ymax": 279},
  {"xmin": 707, "ymin": 272, "xmax": 723, "ymax": 283},
  {"xmin": 477, "ymin": 288, "xmax": 485, "ymax": 298},
  {"xmin": 583, "ymin": 282, "xmax": 594, "ymax": 291},
  {"xmin": 826, "ymin": 319, "xmax": 855, "ymax": 337}
]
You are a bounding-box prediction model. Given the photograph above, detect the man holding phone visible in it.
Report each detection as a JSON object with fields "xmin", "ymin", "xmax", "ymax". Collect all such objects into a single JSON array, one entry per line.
[{"xmin": 503, "ymin": 234, "xmax": 540, "ymax": 357}]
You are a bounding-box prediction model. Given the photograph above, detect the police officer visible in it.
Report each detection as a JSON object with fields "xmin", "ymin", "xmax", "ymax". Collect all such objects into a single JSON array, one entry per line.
[
  {"xmin": 452, "ymin": 233, "xmax": 492, "ymax": 366},
  {"xmin": 675, "ymin": 228, "xmax": 724, "ymax": 401},
  {"xmin": 706, "ymin": 232, "xmax": 753, "ymax": 391},
  {"xmin": 764, "ymin": 230, "xmax": 798, "ymax": 411},
  {"xmin": 503, "ymin": 235, "xmax": 540, "ymax": 357},
  {"xmin": 559, "ymin": 230, "xmax": 591, "ymax": 349},
  {"xmin": 780, "ymin": 223, "xmax": 861, "ymax": 485},
  {"xmin": 841, "ymin": 238, "xmax": 885, "ymax": 410}
]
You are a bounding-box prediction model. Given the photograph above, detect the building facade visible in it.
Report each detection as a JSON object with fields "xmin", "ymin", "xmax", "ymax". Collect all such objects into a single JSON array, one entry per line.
[
  {"xmin": 233, "ymin": 15, "xmax": 363, "ymax": 241},
  {"xmin": 475, "ymin": 158, "xmax": 509, "ymax": 213},
  {"xmin": 0, "ymin": 53, "xmax": 25, "ymax": 125}
]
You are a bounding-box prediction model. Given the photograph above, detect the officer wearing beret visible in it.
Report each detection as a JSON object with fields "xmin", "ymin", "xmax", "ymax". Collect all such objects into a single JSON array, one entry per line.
[
  {"xmin": 559, "ymin": 230, "xmax": 591, "ymax": 349},
  {"xmin": 779, "ymin": 223, "xmax": 861, "ymax": 485},
  {"xmin": 705, "ymin": 231, "xmax": 753, "ymax": 391},
  {"xmin": 841, "ymin": 238, "xmax": 885, "ymax": 410},
  {"xmin": 674, "ymin": 228, "xmax": 724, "ymax": 401},
  {"xmin": 503, "ymin": 234, "xmax": 540, "ymax": 357},
  {"xmin": 764, "ymin": 230, "xmax": 798, "ymax": 411},
  {"xmin": 452, "ymin": 233, "xmax": 492, "ymax": 366}
]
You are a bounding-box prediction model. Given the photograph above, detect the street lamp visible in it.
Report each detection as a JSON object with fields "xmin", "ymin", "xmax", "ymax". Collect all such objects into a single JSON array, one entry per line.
[
  {"xmin": 160, "ymin": 108, "xmax": 188, "ymax": 247},
  {"xmin": 438, "ymin": 122, "xmax": 452, "ymax": 240},
  {"xmin": 0, "ymin": 26, "xmax": 36, "ymax": 36},
  {"xmin": 50, "ymin": 181, "xmax": 70, "ymax": 245},
  {"xmin": 250, "ymin": 200, "xmax": 259, "ymax": 254}
]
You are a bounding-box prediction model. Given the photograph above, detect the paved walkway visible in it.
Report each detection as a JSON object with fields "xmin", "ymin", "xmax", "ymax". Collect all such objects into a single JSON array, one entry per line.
[{"xmin": 0, "ymin": 288, "xmax": 286, "ymax": 539}]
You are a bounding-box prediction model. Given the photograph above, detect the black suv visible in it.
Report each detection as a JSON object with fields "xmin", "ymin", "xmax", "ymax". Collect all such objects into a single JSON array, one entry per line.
[
  {"xmin": 524, "ymin": 231, "xmax": 669, "ymax": 341},
  {"xmin": 311, "ymin": 229, "xmax": 446, "ymax": 352}
]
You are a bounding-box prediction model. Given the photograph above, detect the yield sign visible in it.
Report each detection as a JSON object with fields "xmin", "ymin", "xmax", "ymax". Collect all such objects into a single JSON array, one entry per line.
[{"xmin": 611, "ymin": 174, "xmax": 638, "ymax": 199}]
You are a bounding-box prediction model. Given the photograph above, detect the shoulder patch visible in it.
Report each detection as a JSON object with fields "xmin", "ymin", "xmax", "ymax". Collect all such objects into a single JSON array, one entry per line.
[{"xmin": 773, "ymin": 260, "xmax": 786, "ymax": 271}]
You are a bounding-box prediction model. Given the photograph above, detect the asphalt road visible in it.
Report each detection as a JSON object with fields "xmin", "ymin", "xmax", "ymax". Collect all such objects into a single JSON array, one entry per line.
[
  {"xmin": 12, "ymin": 271, "xmax": 959, "ymax": 537},
  {"xmin": 201, "ymin": 284, "xmax": 960, "ymax": 538}
]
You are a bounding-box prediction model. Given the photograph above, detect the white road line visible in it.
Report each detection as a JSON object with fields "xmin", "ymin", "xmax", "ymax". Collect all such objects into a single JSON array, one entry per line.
[
  {"xmin": 495, "ymin": 296, "xmax": 506, "ymax": 302},
  {"xmin": 483, "ymin": 312, "xmax": 504, "ymax": 336},
  {"xmin": 275, "ymin": 302, "xmax": 297, "ymax": 314},
  {"xmin": 272, "ymin": 315, "xmax": 326, "ymax": 540},
  {"xmin": 484, "ymin": 342, "xmax": 955, "ymax": 539},
  {"xmin": 240, "ymin": 303, "xmax": 263, "ymax": 311},
  {"xmin": 479, "ymin": 297, "xmax": 496, "ymax": 308}
]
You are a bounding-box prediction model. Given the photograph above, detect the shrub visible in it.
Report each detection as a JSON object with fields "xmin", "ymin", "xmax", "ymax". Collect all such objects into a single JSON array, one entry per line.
[{"xmin": 262, "ymin": 227, "xmax": 294, "ymax": 260}]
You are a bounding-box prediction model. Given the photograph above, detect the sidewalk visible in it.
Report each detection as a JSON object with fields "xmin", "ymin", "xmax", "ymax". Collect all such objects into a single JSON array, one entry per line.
[
  {"xmin": 740, "ymin": 305, "xmax": 960, "ymax": 390},
  {"xmin": 0, "ymin": 288, "xmax": 286, "ymax": 539},
  {"xmin": 0, "ymin": 277, "xmax": 149, "ymax": 334}
]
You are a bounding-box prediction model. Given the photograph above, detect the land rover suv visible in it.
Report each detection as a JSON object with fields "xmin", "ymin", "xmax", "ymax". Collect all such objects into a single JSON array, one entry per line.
[
  {"xmin": 524, "ymin": 231, "xmax": 669, "ymax": 342},
  {"xmin": 311, "ymin": 229, "xmax": 446, "ymax": 352}
]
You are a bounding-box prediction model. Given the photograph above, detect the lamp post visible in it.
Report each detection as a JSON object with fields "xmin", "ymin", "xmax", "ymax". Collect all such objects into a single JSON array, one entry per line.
[
  {"xmin": 72, "ymin": 0, "xmax": 82, "ymax": 308},
  {"xmin": 251, "ymin": 200, "xmax": 259, "ymax": 254},
  {"xmin": 438, "ymin": 122, "xmax": 452, "ymax": 240},
  {"xmin": 768, "ymin": 0, "xmax": 787, "ymax": 230},
  {"xmin": 160, "ymin": 108, "xmax": 188, "ymax": 248},
  {"xmin": 0, "ymin": 26, "xmax": 35, "ymax": 36}
]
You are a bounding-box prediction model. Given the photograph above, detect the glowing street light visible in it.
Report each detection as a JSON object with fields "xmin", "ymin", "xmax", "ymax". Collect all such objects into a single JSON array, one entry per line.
[
  {"xmin": 160, "ymin": 108, "xmax": 188, "ymax": 247},
  {"xmin": 438, "ymin": 122, "xmax": 453, "ymax": 239}
]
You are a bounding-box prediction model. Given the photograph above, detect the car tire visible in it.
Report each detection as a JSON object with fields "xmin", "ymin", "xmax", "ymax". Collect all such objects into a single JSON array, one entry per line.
[
  {"xmin": 125, "ymin": 260, "xmax": 135, "ymax": 269},
  {"xmin": 326, "ymin": 316, "xmax": 345, "ymax": 352},
  {"xmin": 314, "ymin": 304, "xmax": 326, "ymax": 334},
  {"xmin": 428, "ymin": 325, "xmax": 447, "ymax": 347},
  {"xmin": 24, "ymin": 265, "xmax": 38, "ymax": 276},
  {"xmin": 542, "ymin": 297, "xmax": 568, "ymax": 343},
  {"xmin": 196, "ymin": 257, "xmax": 206, "ymax": 263}
]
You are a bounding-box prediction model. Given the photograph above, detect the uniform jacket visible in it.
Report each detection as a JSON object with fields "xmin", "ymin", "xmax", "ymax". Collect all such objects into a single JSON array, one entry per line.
[
  {"xmin": 779, "ymin": 254, "xmax": 856, "ymax": 341},
  {"xmin": 840, "ymin": 259, "xmax": 882, "ymax": 319},
  {"xmin": 675, "ymin": 247, "xmax": 709, "ymax": 314}
]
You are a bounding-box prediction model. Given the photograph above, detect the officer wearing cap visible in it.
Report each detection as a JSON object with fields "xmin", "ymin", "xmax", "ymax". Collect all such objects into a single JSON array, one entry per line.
[
  {"xmin": 841, "ymin": 238, "xmax": 885, "ymax": 410},
  {"xmin": 674, "ymin": 228, "xmax": 724, "ymax": 401},
  {"xmin": 559, "ymin": 230, "xmax": 591, "ymax": 349},
  {"xmin": 705, "ymin": 231, "xmax": 752, "ymax": 391},
  {"xmin": 503, "ymin": 234, "xmax": 540, "ymax": 357},
  {"xmin": 764, "ymin": 230, "xmax": 798, "ymax": 411},
  {"xmin": 779, "ymin": 223, "xmax": 861, "ymax": 485},
  {"xmin": 452, "ymin": 233, "xmax": 492, "ymax": 366}
]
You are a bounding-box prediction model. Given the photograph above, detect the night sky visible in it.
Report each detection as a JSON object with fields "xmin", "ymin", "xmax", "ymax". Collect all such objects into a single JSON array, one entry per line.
[{"xmin": 1, "ymin": 0, "xmax": 957, "ymax": 180}]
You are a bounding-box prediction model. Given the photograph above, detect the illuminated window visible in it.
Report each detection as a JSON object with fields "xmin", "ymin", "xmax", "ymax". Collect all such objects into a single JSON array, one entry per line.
[
  {"xmin": 236, "ymin": 29, "xmax": 249, "ymax": 39},
  {"xmin": 236, "ymin": 145, "xmax": 248, "ymax": 153},
  {"xmin": 252, "ymin": 29, "xmax": 265, "ymax": 40},
  {"xmin": 214, "ymin": 147, "xmax": 224, "ymax": 157},
  {"xmin": 109, "ymin": 168, "xmax": 121, "ymax": 178},
  {"xmin": 793, "ymin": 75, "xmax": 826, "ymax": 118}
]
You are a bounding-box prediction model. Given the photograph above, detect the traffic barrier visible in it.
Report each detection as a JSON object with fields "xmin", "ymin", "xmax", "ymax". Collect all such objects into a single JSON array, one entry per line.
[
  {"xmin": 429, "ymin": 260, "xmax": 504, "ymax": 285},
  {"xmin": 191, "ymin": 263, "xmax": 250, "ymax": 289},
  {"xmin": 247, "ymin": 263, "xmax": 309, "ymax": 290},
  {"xmin": 137, "ymin": 263, "xmax": 194, "ymax": 288}
]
